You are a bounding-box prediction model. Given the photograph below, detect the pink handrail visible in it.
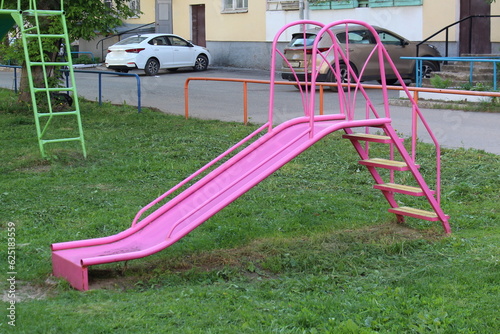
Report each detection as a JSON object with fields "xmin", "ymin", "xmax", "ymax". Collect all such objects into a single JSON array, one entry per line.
[{"xmin": 130, "ymin": 122, "xmax": 270, "ymax": 227}]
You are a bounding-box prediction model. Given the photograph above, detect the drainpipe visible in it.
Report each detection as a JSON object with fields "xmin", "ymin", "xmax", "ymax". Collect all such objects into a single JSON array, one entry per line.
[
  {"xmin": 299, "ymin": 0, "xmax": 309, "ymax": 31},
  {"xmin": 299, "ymin": 0, "xmax": 310, "ymax": 20}
]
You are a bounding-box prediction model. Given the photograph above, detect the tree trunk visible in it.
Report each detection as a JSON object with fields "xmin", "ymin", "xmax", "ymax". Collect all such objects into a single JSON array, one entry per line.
[{"xmin": 18, "ymin": 48, "xmax": 60, "ymax": 103}]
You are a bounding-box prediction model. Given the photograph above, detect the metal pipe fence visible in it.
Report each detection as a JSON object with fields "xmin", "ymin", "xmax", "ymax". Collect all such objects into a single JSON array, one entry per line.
[
  {"xmin": 0, "ymin": 64, "xmax": 22, "ymax": 93},
  {"xmin": 63, "ymin": 69, "xmax": 142, "ymax": 112},
  {"xmin": 184, "ymin": 77, "xmax": 500, "ymax": 124},
  {"xmin": 1, "ymin": 65, "xmax": 142, "ymax": 112},
  {"xmin": 402, "ymin": 56, "xmax": 500, "ymax": 89}
]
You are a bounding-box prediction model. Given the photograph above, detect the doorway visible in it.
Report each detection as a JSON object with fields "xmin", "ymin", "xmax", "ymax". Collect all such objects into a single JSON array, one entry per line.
[
  {"xmin": 459, "ymin": 0, "xmax": 491, "ymax": 55},
  {"xmin": 191, "ymin": 4, "xmax": 206, "ymax": 46},
  {"xmin": 156, "ymin": 0, "xmax": 172, "ymax": 33}
]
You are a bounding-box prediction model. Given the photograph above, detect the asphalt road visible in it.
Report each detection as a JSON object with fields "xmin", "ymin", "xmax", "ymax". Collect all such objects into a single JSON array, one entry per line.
[{"xmin": 1, "ymin": 66, "xmax": 498, "ymax": 154}]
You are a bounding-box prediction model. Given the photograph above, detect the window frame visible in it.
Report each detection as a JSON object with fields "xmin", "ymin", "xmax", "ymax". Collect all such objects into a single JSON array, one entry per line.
[
  {"xmin": 129, "ymin": 0, "xmax": 140, "ymax": 18},
  {"xmin": 368, "ymin": 0, "xmax": 422, "ymax": 7},
  {"xmin": 310, "ymin": 1, "xmax": 358, "ymax": 10},
  {"xmin": 222, "ymin": 0, "xmax": 249, "ymax": 13}
]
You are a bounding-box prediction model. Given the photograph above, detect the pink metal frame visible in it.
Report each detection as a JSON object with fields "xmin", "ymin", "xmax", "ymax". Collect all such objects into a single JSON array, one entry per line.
[{"xmin": 51, "ymin": 20, "xmax": 450, "ymax": 290}]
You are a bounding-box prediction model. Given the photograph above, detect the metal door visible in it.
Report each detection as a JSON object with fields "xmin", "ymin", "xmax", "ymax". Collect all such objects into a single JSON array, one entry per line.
[
  {"xmin": 191, "ymin": 4, "xmax": 206, "ymax": 46},
  {"xmin": 156, "ymin": 0, "xmax": 172, "ymax": 33},
  {"xmin": 459, "ymin": 0, "xmax": 491, "ymax": 55}
]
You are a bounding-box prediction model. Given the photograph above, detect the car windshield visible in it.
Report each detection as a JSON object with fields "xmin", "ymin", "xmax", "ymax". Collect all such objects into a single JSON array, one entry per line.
[
  {"xmin": 115, "ymin": 36, "xmax": 149, "ymax": 45},
  {"xmin": 289, "ymin": 33, "xmax": 319, "ymax": 47}
]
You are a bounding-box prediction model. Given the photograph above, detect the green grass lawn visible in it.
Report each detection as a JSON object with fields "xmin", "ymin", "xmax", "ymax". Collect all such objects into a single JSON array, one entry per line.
[{"xmin": 1, "ymin": 88, "xmax": 499, "ymax": 333}]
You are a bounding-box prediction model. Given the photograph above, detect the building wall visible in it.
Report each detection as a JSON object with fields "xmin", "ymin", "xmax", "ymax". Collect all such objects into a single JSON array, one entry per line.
[
  {"xmin": 422, "ymin": 0, "xmax": 458, "ymax": 42},
  {"xmin": 171, "ymin": 0, "xmax": 267, "ymax": 69},
  {"xmin": 81, "ymin": 1, "xmax": 500, "ymax": 68},
  {"xmin": 172, "ymin": 1, "xmax": 266, "ymax": 42},
  {"xmin": 128, "ymin": 0, "xmax": 156, "ymax": 24},
  {"xmin": 267, "ymin": 6, "xmax": 424, "ymax": 42},
  {"xmin": 491, "ymin": 2, "xmax": 500, "ymax": 46}
]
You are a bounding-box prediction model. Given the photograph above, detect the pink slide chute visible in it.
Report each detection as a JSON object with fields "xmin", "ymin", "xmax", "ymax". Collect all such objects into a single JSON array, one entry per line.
[{"xmin": 52, "ymin": 115, "xmax": 390, "ymax": 290}]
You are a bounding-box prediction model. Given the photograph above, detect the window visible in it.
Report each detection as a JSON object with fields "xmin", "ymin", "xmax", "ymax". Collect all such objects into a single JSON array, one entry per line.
[
  {"xmin": 149, "ymin": 36, "xmax": 169, "ymax": 46},
  {"xmin": 129, "ymin": 0, "xmax": 140, "ymax": 15},
  {"xmin": 116, "ymin": 36, "xmax": 148, "ymax": 45},
  {"xmin": 337, "ymin": 31, "xmax": 373, "ymax": 44},
  {"xmin": 368, "ymin": 0, "xmax": 422, "ymax": 7},
  {"xmin": 309, "ymin": 1, "xmax": 358, "ymax": 10},
  {"xmin": 377, "ymin": 31, "xmax": 403, "ymax": 45},
  {"xmin": 168, "ymin": 36, "xmax": 190, "ymax": 47},
  {"xmin": 289, "ymin": 33, "xmax": 320, "ymax": 47},
  {"xmin": 223, "ymin": 0, "xmax": 248, "ymax": 13}
]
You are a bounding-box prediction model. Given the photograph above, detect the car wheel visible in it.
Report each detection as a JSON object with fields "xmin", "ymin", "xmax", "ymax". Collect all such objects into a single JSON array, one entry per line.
[
  {"xmin": 327, "ymin": 63, "xmax": 356, "ymax": 92},
  {"xmin": 414, "ymin": 60, "xmax": 439, "ymax": 81},
  {"xmin": 378, "ymin": 78, "xmax": 399, "ymax": 85},
  {"xmin": 193, "ymin": 55, "xmax": 208, "ymax": 71},
  {"xmin": 421, "ymin": 60, "xmax": 439, "ymax": 79},
  {"xmin": 294, "ymin": 84, "xmax": 311, "ymax": 92},
  {"xmin": 144, "ymin": 58, "xmax": 160, "ymax": 76}
]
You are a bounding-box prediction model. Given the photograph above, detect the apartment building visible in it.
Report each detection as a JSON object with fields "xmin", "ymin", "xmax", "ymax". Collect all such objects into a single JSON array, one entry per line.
[{"xmin": 82, "ymin": 0, "xmax": 500, "ymax": 69}]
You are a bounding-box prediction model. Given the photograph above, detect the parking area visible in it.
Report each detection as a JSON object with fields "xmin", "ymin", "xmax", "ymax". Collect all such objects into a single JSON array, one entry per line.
[{"xmin": 0, "ymin": 67, "xmax": 498, "ymax": 154}]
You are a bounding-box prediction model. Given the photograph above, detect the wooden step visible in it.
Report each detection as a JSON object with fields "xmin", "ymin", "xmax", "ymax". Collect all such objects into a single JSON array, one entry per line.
[
  {"xmin": 373, "ymin": 183, "xmax": 434, "ymax": 196},
  {"xmin": 388, "ymin": 206, "xmax": 449, "ymax": 222},
  {"xmin": 359, "ymin": 158, "xmax": 419, "ymax": 171},
  {"xmin": 342, "ymin": 133, "xmax": 400, "ymax": 144}
]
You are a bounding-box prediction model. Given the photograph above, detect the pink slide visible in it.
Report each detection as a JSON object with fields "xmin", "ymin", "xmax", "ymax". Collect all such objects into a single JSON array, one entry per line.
[
  {"xmin": 52, "ymin": 115, "xmax": 390, "ymax": 290},
  {"xmin": 52, "ymin": 20, "xmax": 451, "ymax": 290}
]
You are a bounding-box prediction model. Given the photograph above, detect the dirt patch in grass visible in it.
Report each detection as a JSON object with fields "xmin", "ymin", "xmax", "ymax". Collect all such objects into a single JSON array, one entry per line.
[
  {"xmin": 1, "ymin": 280, "xmax": 56, "ymax": 302},
  {"xmin": 88, "ymin": 268, "xmax": 144, "ymax": 291},
  {"xmin": 82, "ymin": 222, "xmax": 444, "ymax": 291},
  {"xmin": 351, "ymin": 221, "xmax": 445, "ymax": 241}
]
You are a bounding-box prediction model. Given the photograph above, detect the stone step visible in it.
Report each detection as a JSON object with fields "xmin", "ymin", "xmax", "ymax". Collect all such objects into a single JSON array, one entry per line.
[
  {"xmin": 441, "ymin": 63, "xmax": 494, "ymax": 73},
  {"xmin": 461, "ymin": 53, "xmax": 500, "ymax": 57},
  {"xmin": 441, "ymin": 64, "xmax": 494, "ymax": 73},
  {"xmin": 432, "ymin": 71, "xmax": 494, "ymax": 82},
  {"xmin": 420, "ymin": 56, "xmax": 500, "ymax": 88}
]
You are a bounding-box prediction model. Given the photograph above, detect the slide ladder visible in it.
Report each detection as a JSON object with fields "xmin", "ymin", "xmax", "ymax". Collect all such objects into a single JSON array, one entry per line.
[
  {"xmin": 343, "ymin": 126, "xmax": 449, "ymax": 229},
  {"xmin": 2, "ymin": 0, "xmax": 86, "ymax": 157},
  {"xmin": 51, "ymin": 20, "xmax": 450, "ymax": 290},
  {"xmin": 272, "ymin": 20, "xmax": 451, "ymax": 232}
]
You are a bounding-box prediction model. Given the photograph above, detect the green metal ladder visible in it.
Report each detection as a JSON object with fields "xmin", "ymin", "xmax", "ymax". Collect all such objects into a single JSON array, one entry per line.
[{"xmin": 4, "ymin": 0, "xmax": 86, "ymax": 157}]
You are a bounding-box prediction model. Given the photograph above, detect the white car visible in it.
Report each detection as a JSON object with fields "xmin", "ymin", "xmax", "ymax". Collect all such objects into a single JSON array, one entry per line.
[{"xmin": 105, "ymin": 33, "xmax": 212, "ymax": 76}]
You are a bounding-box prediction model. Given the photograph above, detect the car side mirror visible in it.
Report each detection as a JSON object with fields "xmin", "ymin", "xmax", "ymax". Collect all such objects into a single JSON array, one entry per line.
[{"xmin": 401, "ymin": 40, "xmax": 410, "ymax": 47}]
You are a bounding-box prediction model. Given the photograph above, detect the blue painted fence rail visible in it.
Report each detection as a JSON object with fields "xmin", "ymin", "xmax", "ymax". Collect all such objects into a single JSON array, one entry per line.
[
  {"xmin": 0, "ymin": 64, "xmax": 22, "ymax": 93},
  {"xmin": 402, "ymin": 56, "xmax": 500, "ymax": 90},
  {"xmin": 63, "ymin": 69, "xmax": 142, "ymax": 113},
  {"xmin": 0, "ymin": 65, "xmax": 142, "ymax": 112}
]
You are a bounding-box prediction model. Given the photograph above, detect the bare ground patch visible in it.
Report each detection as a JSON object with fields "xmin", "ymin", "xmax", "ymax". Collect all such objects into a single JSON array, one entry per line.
[{"xmin": 81, "ymin": 221, "xmax": 444, "ymax": 291}]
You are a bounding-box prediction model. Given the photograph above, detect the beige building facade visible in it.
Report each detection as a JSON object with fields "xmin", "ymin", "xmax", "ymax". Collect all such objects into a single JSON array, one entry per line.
[{"xmin": 81, "ymin": 0, "xmax": 500, "ymax": 69}]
